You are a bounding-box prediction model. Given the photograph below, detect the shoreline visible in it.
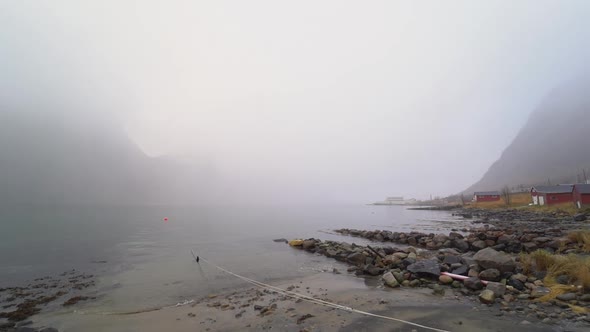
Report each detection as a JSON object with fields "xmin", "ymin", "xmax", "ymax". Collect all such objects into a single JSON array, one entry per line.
[
  {"xmin": 3, "ymin": 207, "xmax": 589, "ymax": 331},
  {"xmin": 31, "ymin": 272, "xmax": 562, "ymax": 332}
]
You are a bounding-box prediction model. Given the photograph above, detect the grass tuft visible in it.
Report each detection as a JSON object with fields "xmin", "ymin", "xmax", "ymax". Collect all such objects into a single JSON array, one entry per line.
[
  {"xmin": 567, "ymin": 230, "xmax": 590, "ymax": 253},
  {"xmin": 537, "ymin": 284, "xmax": 577, "ymax": 302},
  {"xmin": 521, "ymin": 250, "xmax": 590, "ymax": 298}
]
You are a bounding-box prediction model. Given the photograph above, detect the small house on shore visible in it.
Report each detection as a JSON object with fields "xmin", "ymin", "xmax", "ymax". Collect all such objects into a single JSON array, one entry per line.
[
  {"xmin": 473, "ymin": 191, "xmax": 501, "ymax": 202},
  {"xmin": 530, "ymin": 185, "xmax": 574, "ymax": 206},
  {"xmin": 573, "ymin": 184, "xmax": 590, "ymax": 208}
]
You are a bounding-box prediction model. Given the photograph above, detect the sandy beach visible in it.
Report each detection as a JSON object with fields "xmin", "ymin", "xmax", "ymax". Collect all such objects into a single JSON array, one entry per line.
[{"xmin": 31, "ymin": 271, "xmax": 574, "ymax": 332}]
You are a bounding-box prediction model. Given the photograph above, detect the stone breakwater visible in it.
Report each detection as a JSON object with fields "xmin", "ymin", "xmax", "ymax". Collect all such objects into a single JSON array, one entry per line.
[
  {"xmin": 288, "ymin": 231, "xmax": 590, "ymax": 327},
  {"xmin": 334, "ymin": 211, "xmax": 588, "ymax": 255}
]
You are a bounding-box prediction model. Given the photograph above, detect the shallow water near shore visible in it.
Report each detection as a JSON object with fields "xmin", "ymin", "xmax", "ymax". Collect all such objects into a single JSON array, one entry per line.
[{"xmin": 0, "ymin": 204, "xmax": 467, "ymax": 328}]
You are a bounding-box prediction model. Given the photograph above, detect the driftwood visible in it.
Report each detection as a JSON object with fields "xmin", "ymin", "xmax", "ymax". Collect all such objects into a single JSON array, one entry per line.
[{"xmin": 366, "ymin": 245, "xmax": 385, "ymax": 259}]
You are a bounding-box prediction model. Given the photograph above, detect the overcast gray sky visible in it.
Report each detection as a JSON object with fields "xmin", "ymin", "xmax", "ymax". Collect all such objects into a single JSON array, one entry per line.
[{"xmin": 2, "ymin": 1, "xmax": 590, "ymax": 203}]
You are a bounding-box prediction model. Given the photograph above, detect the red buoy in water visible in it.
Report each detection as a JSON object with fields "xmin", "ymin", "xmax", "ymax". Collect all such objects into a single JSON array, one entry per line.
[{"xmin": 163, "ymin": 217, "xmax": 169, "ymax": 222}]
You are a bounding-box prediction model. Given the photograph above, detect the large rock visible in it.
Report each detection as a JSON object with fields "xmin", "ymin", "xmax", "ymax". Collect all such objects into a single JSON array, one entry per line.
[
  {"xmin": 496, "ymin": 234, "xmax": 513, "ymax": 244},
  {"xmin": 556, "ymin": 293, "xmax": 577, "ymax": 301},
  {"xmin": 471, "ymin": 240, "xmax": 487, "ymax": 251},
  {"xmin": 442, "ymin": 255, "xmax": 461, "ymax": 265},
  {"xmin": 507, "ymin": 278, "xmax": 525, "ymax": 291},
  {"xmin": 452, "ymin": 239, "xmax": 470, "ymax": 252},
  {"xmin": 346, "ymin": 252, "xmax": 366, "ymax": 265},
  {"xmin": 288, "ymin": 239, "xmax": 304, "ymax": 246},
  {"xmin": 464, "ymin": 277, "xmax": 484, "ymax": 290},
  {"xmin": 479, "ymin": 289, "xmax": 495, "ymax": 304},
  {"xmin": 478, "ymin": 268, "xmax": 501, "ymax": 281},
  {"xmin": 522, "ymin": 242, "xmax": 538, "ymax": 252},
  {"xmin": 473, "ymin": 247, "xmax": 516, "ymax": 273},
  {"xmin": 15, "ymin": 328, "xmax": 38, "ymax": 332},
  {"xmin": 382, "ymin": 272, "xmax": 400, "ymax": 288},
  {"xmin": 302, "ymin": 239, "xmax": 316, "ymax": 249},
  {"xmin": 439, "ymin": 275, "xmax": 453, "ymax": 284},
  {"xmin": 452, "ymin": 265, "xmax": 469, "ymax": 276},
  {"xmin": 364, "ymin": 264, "xmax": 384, "ymax": 276},
  {"xmin": 407, "ymin": 259, "xmax": 441, "ymax": 277},
  {"xmin": 574, "ymin": 213, "xmax": 587, "ymax": 221},
  {"xmin": 485, "ymin": 282, "xmax": 506, "ymax": 297}
]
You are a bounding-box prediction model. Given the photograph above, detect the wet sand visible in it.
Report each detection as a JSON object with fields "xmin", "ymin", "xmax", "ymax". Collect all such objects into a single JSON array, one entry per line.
[{"xmin": 33, "ymin": 272, "xmax": 579, "ymax": 332}]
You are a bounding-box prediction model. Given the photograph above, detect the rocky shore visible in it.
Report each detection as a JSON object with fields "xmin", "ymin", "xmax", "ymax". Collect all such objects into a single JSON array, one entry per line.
[
  {"xmin": 0, "ymin": 270, "xmax": 97, "ymax": 332},
  {"xmin": 336, "ymin": 209, "xmax": 588, "ymax": 255},
  {"xmin": 288, "ymin": 209, "xmax": 590, "ymax": 329}
]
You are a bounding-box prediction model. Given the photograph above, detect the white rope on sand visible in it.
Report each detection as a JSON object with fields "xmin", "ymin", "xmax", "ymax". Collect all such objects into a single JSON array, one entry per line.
[{"xmin": 199, "ymin": 257, "xmax": 451, "ymax": 332}]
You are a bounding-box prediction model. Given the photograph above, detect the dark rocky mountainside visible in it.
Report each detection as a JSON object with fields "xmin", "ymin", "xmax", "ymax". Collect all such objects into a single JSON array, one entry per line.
[
  {"xmin": 0, "ymin": 110, "xmax": 213, "ymax": 205},
  {"xmin": 465, "ymin": 77, "xmax": 590, "ymax": 193}
]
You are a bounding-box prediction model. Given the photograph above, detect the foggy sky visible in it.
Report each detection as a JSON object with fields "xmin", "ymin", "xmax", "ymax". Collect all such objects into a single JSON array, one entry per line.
[{"xmin": 2, "ymin": 1, "xmax": 590, "ymax": 204}]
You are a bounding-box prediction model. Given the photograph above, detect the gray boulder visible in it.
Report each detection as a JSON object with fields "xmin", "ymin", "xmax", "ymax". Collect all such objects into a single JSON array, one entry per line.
[
  {"xmin": 574, "ymin": 213, "xmax": 587, "ymax": 221},
  {"xmin": 442, "ymin": 255, "xmax": 461, "ymax": 265},
  {"xmin": 382, "ymin": 272, "xmax": 400, "ymax": 288},
  {"xmin": 346, "ymin": 252, "xmax": 366, "ymax": 265},
  {"xmin": 407, "ymin": 259, "xmax": 441, "ymax": 277},
  {"xmin": 471, "ymin": 240, "xmax": 487, "ymax": 251},
  {"xmin": 479, "ymin": 289, "xmax": 495, "ymax": 304},
  {"xmin": 522, "ymin": 242, "xmax": 538, "ymax": 252},
  {"xmin": 473, "ymin": 247, "xmax": 516, "ymax": 273},
  {"xmin": 15, "ymin": 328, "xmax": 37, "ymax": 332},
  {"xmin": 496, "ymin": 234, "xmax": 513, "ymax": 244},
  {"xmin": 507, "ymin": 278, "xmax": 525, "ymax": 291},
  {"xmin": 556, "ymin": 293, "xmax": 577, "ymax": 301},
  {"xmin": 478, "ymin": 268, "xmax": 501, "ymax": 281},
  {"xmin": 364, "ymin": 264, "xmax": 383, "ymax": 276},
  {"xmin": 452, "ymin": 239, "xmax": 470, "ymax": 252},
  {"xmin": 302, "ymin": 240, "xmax": 316, "ymax": 249},
  {"xmin": 451, "ymin": 265, "xmax": 469, "ymax": 276},
  {"xmin": 464, "ymin": 277, "xmax": 484, "ymax": 290},
  {"xmin": 485, "ymin": 282, "xmax": 506, "ymax": 297}
]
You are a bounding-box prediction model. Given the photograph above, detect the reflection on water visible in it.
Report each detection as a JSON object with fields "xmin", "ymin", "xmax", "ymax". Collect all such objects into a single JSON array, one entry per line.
[{"xmin": 0, "ymin": 204, "xmax": 471, "ymax": 312}]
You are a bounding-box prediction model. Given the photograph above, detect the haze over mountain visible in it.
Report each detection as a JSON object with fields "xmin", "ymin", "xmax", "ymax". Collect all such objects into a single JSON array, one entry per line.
[
  {"xmin": 0, "ymin": 110, "xmax": 215, "ymax": 206},
  {"xmin": 465, "ymin": 76, "xmax": 590, "ymax": 194},
  {"xmin": 3, "ymin": 1, "xmax": 590, "ymax": 205}
]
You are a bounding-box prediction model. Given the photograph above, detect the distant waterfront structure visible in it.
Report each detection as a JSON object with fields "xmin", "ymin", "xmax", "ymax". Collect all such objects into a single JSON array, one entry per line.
[
  {"xmin": 472, "ymin": 191, "xmax": 501, "ymax": 202},
  {"xmin": 372, "ymin": 196, "xmax": 417, "ymax": 205},
  {"xmin": 530, "ymin": 185, "xmax": 574, "ymax": 206},
  {"xmin": 573, "ymin": 184, "xmax": 590, "ymax": 208}
]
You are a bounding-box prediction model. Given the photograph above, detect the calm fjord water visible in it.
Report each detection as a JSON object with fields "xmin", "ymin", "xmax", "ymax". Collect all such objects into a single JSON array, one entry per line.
[{"xmin": 0, "ymin": 205, "xmax": 463, "ymax": 311}]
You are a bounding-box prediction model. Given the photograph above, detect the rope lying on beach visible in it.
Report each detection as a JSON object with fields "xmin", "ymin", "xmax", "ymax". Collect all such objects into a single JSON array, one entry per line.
[{"xmin": 199, "ymin": 256, "xmax": 451, "ymax": 332}]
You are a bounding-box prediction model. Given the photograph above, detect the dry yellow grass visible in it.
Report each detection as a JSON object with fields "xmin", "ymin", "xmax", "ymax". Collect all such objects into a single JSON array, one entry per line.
[
  {"xmin": 567, "ymin": 230, "xmax": 590, "ymax": 253},
  {"xmin": 524, "ymin": 203, "xmax": 580, "ymax": 214},
  {"xmin": 536, "ymin": 284, "xmax": 578, "ymax": 302},
  {"xmin": 520, "ymin": 250, "xmax": 590, "ymax": 302},
  {"xmin": 510, "ymin": 192, "xmax": 534, "ymax": 205},
  {"xmin": 568, "ymin": 304, "xmax": 590, "ymax": 314},
  {"xmin": 469, "ymin": 192, "xmax": 533, "ymax": 209},
  {"xmin": 521, "ymin": 250, "xmax": 590, "ymax": 295}
]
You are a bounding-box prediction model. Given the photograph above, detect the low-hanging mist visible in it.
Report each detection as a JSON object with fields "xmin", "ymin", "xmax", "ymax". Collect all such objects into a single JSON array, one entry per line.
[{"xmin": 2, "ymin": 1, "xmax": 590, "ymax": 205}]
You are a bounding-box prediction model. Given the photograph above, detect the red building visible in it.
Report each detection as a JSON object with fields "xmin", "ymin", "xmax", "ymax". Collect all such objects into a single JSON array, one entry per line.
[
  {"xmin": 530, "ymin": 185, "xmax": 574, "ymax": 206},
  {"xmin": 573, "ymin": 184, "xmax": 590, "ymax": 208},
  {"xmin": 473, "ymin": 191, "xmax": 501, "ymax": 202}
]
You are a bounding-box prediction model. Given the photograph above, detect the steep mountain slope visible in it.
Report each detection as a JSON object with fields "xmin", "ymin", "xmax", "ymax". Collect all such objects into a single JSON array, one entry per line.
[
  {"xmin": 0, "ymin": 110, "xmax": 213, "ymax": 205},
  {"xmin": 465, "ymin": 77, "xmax": 590, "ymax": 193}
]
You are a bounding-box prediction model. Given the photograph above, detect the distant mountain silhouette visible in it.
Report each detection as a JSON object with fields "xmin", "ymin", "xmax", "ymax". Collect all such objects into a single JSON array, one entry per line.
[
  {"xmin": 0, "ymin": 110, "xmax": 214, "ymax": 205},
  {"xmin": 465, "ymin": 77, "xmax": 590, "ymax": 194}
]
